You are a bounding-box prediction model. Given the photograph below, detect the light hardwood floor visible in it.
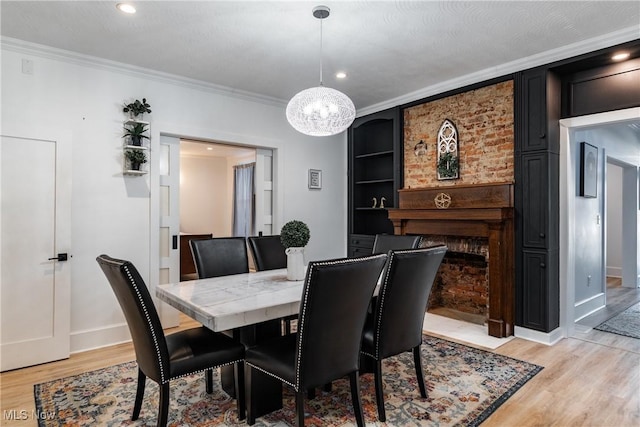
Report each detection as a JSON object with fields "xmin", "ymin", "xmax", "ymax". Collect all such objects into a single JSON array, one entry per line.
[{"xmin": 1, "ymin": 314, "xmax": 639, "ymax": 426}]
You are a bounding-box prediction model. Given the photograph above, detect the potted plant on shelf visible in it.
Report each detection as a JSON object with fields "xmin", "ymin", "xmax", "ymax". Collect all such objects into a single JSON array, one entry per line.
[
  {"xmin": 122, "ymin": 98, "xmax": 152, "ymax": 119},
  {"xmin": 280, "ymin": 220, "xmax": 310, "ymax": 281},
  {"xmin": 122, "ymin": 122, "xmax": 149, "ymax": 146},
  {"xmin": 124, "ymin": 148, "xmax": 147, "ymax": 171}
]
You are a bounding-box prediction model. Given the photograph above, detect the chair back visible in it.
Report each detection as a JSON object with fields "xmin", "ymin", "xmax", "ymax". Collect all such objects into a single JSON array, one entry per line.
[
  {"xmin": 373, "ymin": 246, "xmax": 447, "ymax": 359},
  {"xmin": 190, "ymin": 237, "xmax": 249, "ymax": 279},
  {"xmin": 295, "ymin": 254, "xmax": 387, "ymax": 389},
  {"xmin": 372, "ymin": 234, "xmax": 422, "ymax": 255},
  {"xmin": 96, "ymin": 255, "xmax": 168, "ymax": 383},
  {"xmin": 247, "ymin": 235, "xmax": 287, "ymax": 271}
]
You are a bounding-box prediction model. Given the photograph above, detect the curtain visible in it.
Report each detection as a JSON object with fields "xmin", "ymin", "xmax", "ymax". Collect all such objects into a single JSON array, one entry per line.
[{"xmin": 232, "ymin": 162, "xmax": 255, "ymax": 237}]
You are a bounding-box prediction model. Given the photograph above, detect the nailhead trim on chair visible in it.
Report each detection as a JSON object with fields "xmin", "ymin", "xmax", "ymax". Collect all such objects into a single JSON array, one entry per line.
[
  {"xmin": 169, "ymin": 360, "xmax": 243, "ymax": 382},
  {"xmin": 369, "ymin": 248, "xmax": 424, "ymax": 361},
  {"xmin": 294, "ymin": 254, "xmax": 387, "ymax": 391},
  {"xmin": 245, "ymin": 362, "xmax": 297, "ymax": 389},
  {"xmin": 121, "ymin": 263, "xmax": 168, "ymax": 384}
]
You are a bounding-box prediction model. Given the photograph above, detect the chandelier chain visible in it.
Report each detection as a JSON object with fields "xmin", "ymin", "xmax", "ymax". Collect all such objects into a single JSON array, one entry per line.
[{"xmin": 319, "ymin": 16, "xmax": 323, "ymax": 86}]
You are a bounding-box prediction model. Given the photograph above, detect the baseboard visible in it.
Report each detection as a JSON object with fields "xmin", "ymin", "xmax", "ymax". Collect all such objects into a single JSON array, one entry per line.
[
  {"xmin": 70, "ymin": 323, "xmax": 131, "ymax": 354},
  {"xmin": 606, "ymin": 267, "xmax": 622, "ymax": 278},
  {"xmin": 574, "ymin": 292, "xmax": 606, "ymax": 322},
  {"xmin": 514, "ymin": 326, "xmax": 564, "ymax": 346}
]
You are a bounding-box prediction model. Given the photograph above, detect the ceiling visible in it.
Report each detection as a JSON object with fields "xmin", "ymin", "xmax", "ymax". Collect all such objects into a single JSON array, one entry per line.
[
  {"xmin": 181, "ymin": 140, "xmax": 255, "ymax": 158},
  {"xmin": 1, "ymin": 1, "xmax": 639, "ymax": 112}
]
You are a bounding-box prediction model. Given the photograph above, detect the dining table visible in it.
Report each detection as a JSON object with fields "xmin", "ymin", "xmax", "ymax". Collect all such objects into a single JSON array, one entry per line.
[{"xmin": 156, "ymin": 268, "xmax": 305, "ymax": 418}]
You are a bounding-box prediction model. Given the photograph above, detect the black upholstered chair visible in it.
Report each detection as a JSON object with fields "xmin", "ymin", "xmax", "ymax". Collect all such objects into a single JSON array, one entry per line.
[
  {"xmin": 247, "ymin": 235, "xmax": 287, "ymax": 271},
  {"xmin": 96, "ymin": 254, "xmax": 245, "ymax": 427},
  {"xmin": 247, "ymin": 234, "xmax": 297, "ymax": 334},
  {"xmin": 245, "ymin": 254, "xmax": 388, "ymax": 427},
  {"xmin": 371, "ymin": 233, "xmax": 422, "ymax": 254},
  {"xmin": 361, "ymin": 246, "xmax": 447, "ymax": 421},
  {"xmin": 190, "ymin": 237, "xmax": 249, "ymax": 279}
]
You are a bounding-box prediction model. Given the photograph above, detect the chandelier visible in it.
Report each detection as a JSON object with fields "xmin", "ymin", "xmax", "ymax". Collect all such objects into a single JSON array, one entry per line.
[{"xmin": 286, "ymin": 5, "xmax": 356, "ymax": 137}]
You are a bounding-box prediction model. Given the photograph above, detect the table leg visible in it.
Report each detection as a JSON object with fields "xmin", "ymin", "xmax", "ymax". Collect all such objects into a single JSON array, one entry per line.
[{"xmin": 220, "ymin": 319, "xmax": 283, "ymax": 418}]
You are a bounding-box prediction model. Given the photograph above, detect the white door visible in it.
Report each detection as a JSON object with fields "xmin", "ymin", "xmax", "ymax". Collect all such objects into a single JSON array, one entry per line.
[
  {"xmin": 156, "ymin": 135, "xmax": 180, "ymax": 327},
  {"xmin": 1, "ymin": 130, "xmax": 71, "ymax": 371},
  {"xmin": 254, "ymin": 149, "xmax": 274, "ymax": 235}
]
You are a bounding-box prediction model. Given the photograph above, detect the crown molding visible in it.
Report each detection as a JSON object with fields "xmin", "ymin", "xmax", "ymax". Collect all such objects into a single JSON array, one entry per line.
[
  {"xmin": 0, "ymin": 36, "xmax": 288, "ymax": 109},
  {"xmin": 357, "ymin": 26, "xmax": 640, "ymax": 117}
]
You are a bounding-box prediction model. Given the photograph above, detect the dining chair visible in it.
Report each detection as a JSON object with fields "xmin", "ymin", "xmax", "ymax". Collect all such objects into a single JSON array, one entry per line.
[
  {"xmin": 96, "ymin": 254, "xmax": 246, "ymax": 427},
  {"xmin": 247, "ymin": 235, "xmax": 287, "ymax": 271},
  {"xmin": 368, "ymin": 234, "xmax": 423, "ymax": 313},
  {"xmin": 190, "ymin": 236, "xmax": 249, "ymax": 279},
  {"xmin": 371, "ymin": 233, "xmax": 422, "ymax": 254},
  {"xmin": 360, "ymin": 245, "xmax": 447, "ymax": 421},
  {"xmin": 244, "ymin": 254, "xmax": 388, "ymax": 427},
  {"xmin": 247, "ymin": 235, "xmax": 297, "ymax": 334}
]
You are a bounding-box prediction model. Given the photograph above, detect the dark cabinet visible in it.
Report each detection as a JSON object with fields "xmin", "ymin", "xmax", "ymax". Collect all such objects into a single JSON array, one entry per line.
[
  {"xmin": 520, "ymin": 152, "xmax": 559, "ymax": 250},
  {"xmin": 348, "ymin": 107, "xmax": 401, "ymax": 255},
  {"xmin": 515, "ymin": 67, "xmax": 560, "ymax": 332},
  {"xmin": 521, "ymin": 249, "xmax": 559, "ymax": 330}
]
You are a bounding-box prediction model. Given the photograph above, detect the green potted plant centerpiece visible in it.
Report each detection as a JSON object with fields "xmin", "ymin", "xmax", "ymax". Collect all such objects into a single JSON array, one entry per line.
[
  {"xmin": 124, "ymin": 148, "xmax": 147, "ymax": 171},
  {"xmin": 122, "ymin": 122, "xmax": 149, "ymax": 146},
  {"xmin": 280, "ymin": 220, "xmax": 310, "ymax": 281}
]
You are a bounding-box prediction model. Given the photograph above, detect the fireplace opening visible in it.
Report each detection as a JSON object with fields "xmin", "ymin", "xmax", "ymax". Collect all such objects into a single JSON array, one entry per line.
[{"xmin": 421, "ymin": 236, "xmax": 489, "ymax": 326}]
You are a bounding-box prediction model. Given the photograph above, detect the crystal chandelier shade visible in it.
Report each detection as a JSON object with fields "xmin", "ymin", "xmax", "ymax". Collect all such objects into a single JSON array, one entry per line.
[
  {"xmin": 286, "ymin": 5, "xmax": 356, "ymax": 137},
  {"xmin": 286, "ymin": 86, "xmax": 356, "ymax": 136}
]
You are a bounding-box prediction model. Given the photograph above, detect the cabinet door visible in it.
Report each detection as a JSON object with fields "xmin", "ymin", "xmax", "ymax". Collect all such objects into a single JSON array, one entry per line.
[
  {"xmin": 521, "ymin": 152, "xmax": 549, "ymax": 249},
  {"xmin": 348, "ymin": 234, "xmax": 375, "ymax": 257},
  {"xmin": 519, "ymin": 249, "xmax": 559, "ymax": 332},
  {"xmin": 522, "ymin": 69, "xmax": 548, "ymax": 151}
]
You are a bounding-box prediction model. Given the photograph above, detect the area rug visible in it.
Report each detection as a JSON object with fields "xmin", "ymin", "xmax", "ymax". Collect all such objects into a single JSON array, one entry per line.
[
  {"xmin": 594, "ymin": 302, "xmax": 640, "ymax": 339},
  {"xmin": 34, "ymin": 335, "xmax": 541, "ymax": 427}
]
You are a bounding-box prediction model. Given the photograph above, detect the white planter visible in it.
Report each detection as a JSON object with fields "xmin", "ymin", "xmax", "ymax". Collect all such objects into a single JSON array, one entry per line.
[{"xmin": 285, "ymin": 247, "xmax": 305, "ymax": 281}]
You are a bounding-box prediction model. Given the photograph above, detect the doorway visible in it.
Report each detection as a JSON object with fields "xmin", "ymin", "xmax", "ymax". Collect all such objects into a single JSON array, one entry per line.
[
  {"xmin": 576, "ymin": 158, "xmax": 640, "ymax": 329},
  {"xmin": 559, "ymin": 107, "xmax": 640, "ymax": 338}
]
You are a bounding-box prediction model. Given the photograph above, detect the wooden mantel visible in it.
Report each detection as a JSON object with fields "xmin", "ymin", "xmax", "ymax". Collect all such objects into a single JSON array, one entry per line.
[{"xmin": 388, "ymin": 182, "xmax": 514, "ymax": 337}]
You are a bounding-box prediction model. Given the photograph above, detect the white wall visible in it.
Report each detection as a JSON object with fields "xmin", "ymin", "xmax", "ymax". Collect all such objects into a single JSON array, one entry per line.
[
  {"xmin": 572, "ymin": 122, "xmax": 640, "ymax": 306},
  {"xmin": 180, "ymin": 155, "xmax": 232, "ymax": 236},
  {"xmin": 606, "ymin": 163, "xmax": 623, "ymax": 277},
  {"xmin": 1, "ymin": 40, "xmax": 347, "ymax": 353}
]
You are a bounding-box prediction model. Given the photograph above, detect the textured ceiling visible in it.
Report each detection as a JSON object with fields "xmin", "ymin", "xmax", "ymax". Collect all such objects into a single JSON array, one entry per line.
[{"xmin": 1, "ymin": 1, "xmax": 639, "ymax": 111}]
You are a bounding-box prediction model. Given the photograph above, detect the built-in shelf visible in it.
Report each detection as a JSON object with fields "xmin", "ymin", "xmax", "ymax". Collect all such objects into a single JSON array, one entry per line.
[
  {"xmin": 123, "ymin": 170, "xmax": 147, "ymax": 176},
  {"xmin": 122, "ymin": 119, "xmax": 150, "ymax": 176},
  {"xmin": 354, "ymin": 150, "xmax": 394, "ymax": 159},
  {"xmin": 355, "ymin": 178, "xmax": 394, "ymax": 185},
  {"xmin": 348, "ymin": 107, "xmax": 401, "ymax": 252}
]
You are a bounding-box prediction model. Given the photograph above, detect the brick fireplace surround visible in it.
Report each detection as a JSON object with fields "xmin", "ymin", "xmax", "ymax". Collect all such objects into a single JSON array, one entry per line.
[{"xmin": 388, "ymin": 182, "xmax": 514, "ymax": 338}]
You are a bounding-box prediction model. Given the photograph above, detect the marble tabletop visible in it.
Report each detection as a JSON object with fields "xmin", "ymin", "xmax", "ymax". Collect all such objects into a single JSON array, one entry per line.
[{"xmin": 156, "ymin": 269, "xmax": 304, "ymax": 332}]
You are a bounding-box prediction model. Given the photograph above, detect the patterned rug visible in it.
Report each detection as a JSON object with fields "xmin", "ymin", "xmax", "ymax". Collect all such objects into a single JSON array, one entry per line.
[
  {"xmin": 594, "ymin": 302, "xmax": 640, "ymax": 339},
  {"xmin": 34, "ymin": 335, "xmax": 541, "ymax": 427}
]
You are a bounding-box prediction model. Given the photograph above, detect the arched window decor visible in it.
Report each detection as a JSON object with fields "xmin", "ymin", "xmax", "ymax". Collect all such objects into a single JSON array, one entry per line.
[{"xmin": 436, "ymin": 119, "xmax": 459, "ymax": 180}]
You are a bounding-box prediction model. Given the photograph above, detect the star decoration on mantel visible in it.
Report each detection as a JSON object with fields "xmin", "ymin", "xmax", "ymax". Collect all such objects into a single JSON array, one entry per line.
[{"xmin": 434, "ymin": 192, "xmax": 452, "ymax": 209}]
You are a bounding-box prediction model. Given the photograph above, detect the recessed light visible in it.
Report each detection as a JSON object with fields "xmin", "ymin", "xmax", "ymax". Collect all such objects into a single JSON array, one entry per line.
[
  {"xmin": 336, "ymin": 72, "xmax": 347, "ymax": 79},
  {"xmin": 206, "ymin": 147, "xmax": 213, "ymax": 151},
  {"xmin": 116, "ymin": 3, "xmax": 136, "ymax": 14},
  {"xmin": 612, "ymin": 52, "xmax": 630, "ymax": 61}
]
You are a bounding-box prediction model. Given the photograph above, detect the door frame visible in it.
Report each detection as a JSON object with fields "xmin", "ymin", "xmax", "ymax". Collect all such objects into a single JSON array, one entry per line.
[
  {"xmin": 149, "ymin": 123, "xmax": 282, "ymax": 326},
  {"xmin": 559, "ymin": 107, "xmax": 640, "ymax": 338}
]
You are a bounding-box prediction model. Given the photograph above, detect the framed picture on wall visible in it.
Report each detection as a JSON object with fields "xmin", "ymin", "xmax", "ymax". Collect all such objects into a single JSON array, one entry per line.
[
  {"xmin": 308, "ymin": 169, "xmax": 322, "ymax": 190},
  {"xmin": 579, "ymin": 142, "xmax": 597, "ymax": 198}
]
